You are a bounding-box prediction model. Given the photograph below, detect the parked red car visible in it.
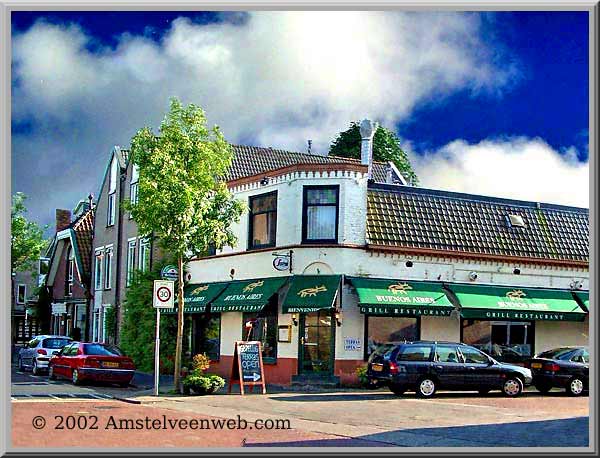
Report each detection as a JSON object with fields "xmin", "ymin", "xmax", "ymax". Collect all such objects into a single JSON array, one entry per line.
[{"xmin": 48, "ymin": 342, "xmax": 135, "ymax": 387}]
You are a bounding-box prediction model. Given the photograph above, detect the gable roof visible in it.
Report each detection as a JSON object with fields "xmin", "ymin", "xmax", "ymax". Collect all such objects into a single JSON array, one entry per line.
[
  {"xmin": 366, "ymin": 183, "xmax": 589, "ymax": 264},
  {"xmin": 227, "ymin": 145, "xmax": 396, "ymax": 184}
]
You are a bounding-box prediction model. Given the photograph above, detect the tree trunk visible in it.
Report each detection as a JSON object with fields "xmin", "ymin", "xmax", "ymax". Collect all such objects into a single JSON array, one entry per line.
[{"xmin": 173, "ymin": 255, "xmax": 185, "ymax": 393}]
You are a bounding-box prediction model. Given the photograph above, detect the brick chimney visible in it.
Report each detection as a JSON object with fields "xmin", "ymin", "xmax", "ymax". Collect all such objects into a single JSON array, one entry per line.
[
  {"xmin": 56, "ymin": 209, "xmax": 71, "ymax": 232},
  {"xmin": 360, "ymin": 119, "xmax": 378, "ymax": 180}
]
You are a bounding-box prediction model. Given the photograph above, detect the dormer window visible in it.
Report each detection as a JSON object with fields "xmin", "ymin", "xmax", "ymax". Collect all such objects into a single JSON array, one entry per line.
[{"xmin": 505, "ymin": 214, "xmax": 526, "ymax": 228}]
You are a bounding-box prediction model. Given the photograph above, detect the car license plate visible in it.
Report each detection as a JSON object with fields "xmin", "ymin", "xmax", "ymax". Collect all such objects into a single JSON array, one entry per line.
[
  {"xmin": 103, "ymin": 362, "xmax": 119, "ymax": 368},
  {"xmin": 531, "ymin": 362, "xmax": 542, "ymax": 369},
  {"xmin": 371, "ymin": 364, "xmax": 383, "ymax": 372}
]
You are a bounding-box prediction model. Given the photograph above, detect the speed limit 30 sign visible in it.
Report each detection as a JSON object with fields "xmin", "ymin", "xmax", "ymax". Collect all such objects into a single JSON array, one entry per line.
[{"xmin": 153, "ymin": 280, "xmax": 175, "ymax": 309}]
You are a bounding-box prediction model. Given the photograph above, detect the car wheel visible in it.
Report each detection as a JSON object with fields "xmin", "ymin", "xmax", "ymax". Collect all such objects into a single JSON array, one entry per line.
[
  {"xmin": 72, "ymin": 369, "xmax": 81, "ymax": 386},
  {"xmin": 567, "ymin": 377, "xmax": 585, "ymax": 397},
  {"xmin": 478, "ymin": 388, "xmax": 490, "ymax": 395},
  {"xmin": 48, "ymin": 366, "xmax": 56, "ymax": 380},
  {"xmin": 389, "ymin": 383, "xmax": 407, "ymax": 396},
  {"xmin": 535, "ymin": 383, "xmax": 552, "ymax": 394},
  {"xmin": 32, "ymin": 360, "xmax": 40, "ymax": 376},
  {"xmin": 502, "ymin": 377, "xmax": 523, "ymax": 397},
  {"xmin": 416, "ymin": 377, "xmax": 437, "ymax": 398}
]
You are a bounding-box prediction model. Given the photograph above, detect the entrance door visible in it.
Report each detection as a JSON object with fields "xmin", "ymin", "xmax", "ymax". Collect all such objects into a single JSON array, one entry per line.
[{"xmin": 298, "ymin": 310, "xmax": 335, "ymax": 375}]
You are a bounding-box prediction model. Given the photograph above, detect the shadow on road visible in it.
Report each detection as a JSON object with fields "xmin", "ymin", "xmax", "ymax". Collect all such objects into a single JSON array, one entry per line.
[{"xmin": 247, "ymin": 416, "xmax": 589, "ymax": 447}]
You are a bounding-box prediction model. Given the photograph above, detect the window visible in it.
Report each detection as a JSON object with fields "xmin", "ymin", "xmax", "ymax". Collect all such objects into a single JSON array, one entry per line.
[
  {"xmin": 302, "ymin": 186, "xmax": 339, "ymax": 243},
  {"xmin": 42, "ymin": 338, "xmax": 71, "ymax": 349},
  {"xmin": 84, "ymin": 343, "xmax": 122, "ymax": 356},
  {"xmin": 192, "ymin": 314, "xmax": 221, "ymax": 361},
  {"xmin": 139, "ymin": 238, "xmax": 151, "ymax": 272},
  {"xmin": 94, "ymin": 249, "xmax": 104, "ymax": 291},
  {"xmin": 17, "ymin": 284, "xmax": 26, "ymax": 304},
  {"xmin": 248, "ymin": 192, "xmax": 277, "ymax": 249},
  {"xmin": 398, "ymin": 345, "xmax": 432, "ymax": 361},
  {"xmin": 129, "ymin": 164, "xmax": 139, "ymax": 218},
  {"xmin": 459, "ymin": 346, "xmax": 490, "ymax": 364},
  {"xmin": 365, "ymin": 316, "xmax": 419, "ymax": 359},
  {"xmin": 104, "ymin": 246, "xmax": 113, "ymax": 289},
  {"xmin": 107, "ymin": 156, "xmax": 117, "ymax": 226},
  {"xmin": 38, "ymin": 257, "xmax": 50, "ymax": 287},
  {"xmin": 242, "ymin": 298, "xmax": 278, "ymax": 361},
  {"xmin": 126, "ymin": 240, "xmax": 136, "ymax": 286},
  {"xmin": 435, "ymin": 345, "xmax": 460, "ymax": 363},
  {"xmin": 66, "ymin": 246, "xmax": 74, "ymax": 296},
  {"xmin": 461, "ymin": 320, "xmax": 534, "ymax": 364}
]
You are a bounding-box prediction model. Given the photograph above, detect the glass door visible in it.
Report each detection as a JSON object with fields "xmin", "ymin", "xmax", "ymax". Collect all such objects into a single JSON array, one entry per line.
[{"xmin": 298, "ymin": 310, "xmax": 335, "ymax": 375}]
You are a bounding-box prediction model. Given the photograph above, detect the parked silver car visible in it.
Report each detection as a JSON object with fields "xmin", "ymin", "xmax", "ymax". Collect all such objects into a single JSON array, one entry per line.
[{"xmin": 18, "ymin": 335, "xmax": 72, "ymax": 375}]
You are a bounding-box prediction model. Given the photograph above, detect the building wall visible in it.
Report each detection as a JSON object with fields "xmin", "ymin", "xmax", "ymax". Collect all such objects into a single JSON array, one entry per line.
[{"xmin": 534, "ymin": 317, "xmax": 589, "ymax": 353}]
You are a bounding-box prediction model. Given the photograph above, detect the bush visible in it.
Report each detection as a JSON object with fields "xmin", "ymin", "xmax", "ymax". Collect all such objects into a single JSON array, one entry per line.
[
  {"xmin": 182, "ymin": 373, "xmax": 225, "ymax": 395},
  {"xmin": 192, "ymin": 353, "xmax": 211, "ymax": 372},
  {"xmin": 355, "ymin": 365, "xmax": 369, "ymax": 386}
]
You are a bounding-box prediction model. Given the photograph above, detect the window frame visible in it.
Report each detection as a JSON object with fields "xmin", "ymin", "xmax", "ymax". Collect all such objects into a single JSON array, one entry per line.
[
  {"xmin": 241, "ymin": 296, "xmax": 279, "ymax": 364},
  {"xmin": 107, "ymin": 192, "xmax": 116, "ymax": 226},
  {"xmin": 104, "ymin": 246, "xmax": 113, "ymax": 290},
  {"xmin": 126, "ymin": 239, "xmax": 136, "ymax": 286},
  {"xmin": 16, "ymin": 284, "xmax": 27, "ymax": 304},
  {"xmin": 247, "ymin": 191, "xmax": 278, "ymax": 250},
  {"xmin": 94, "ymin": 249, "xmax": 104, "ymax": 291},
  {"xmin": 301, "ymin": 185, "xmax": 340, "ymax": 244}
]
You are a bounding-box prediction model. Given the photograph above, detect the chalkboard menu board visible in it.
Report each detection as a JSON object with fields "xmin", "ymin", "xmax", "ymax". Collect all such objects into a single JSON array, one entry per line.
[{"xmin": 228, "ymin": 341, "xmax": 266, "ymax": 395}]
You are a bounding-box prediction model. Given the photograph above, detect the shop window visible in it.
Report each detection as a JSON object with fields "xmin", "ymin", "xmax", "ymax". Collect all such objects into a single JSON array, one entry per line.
[
  {"xmin": 248, "ymin": 191, "xmax": 277, "ymax": 249},
  {"xmin": 365, "ymin": 316, "xmax": 419, "ymax": 360},
  {"xmin": 242, "ymin": 298, "xmax": 278, "ymax": 362},
  {"xmin": 461, "ymin": 320, "xmax": 534, "ymax": 365},
  {"xmin": 192, "ymin": 314, "xmax": 221, "ymax": 361},
  {"xmin": 302, "ymin": 186, "xmax": 339, "ymax": 243}
]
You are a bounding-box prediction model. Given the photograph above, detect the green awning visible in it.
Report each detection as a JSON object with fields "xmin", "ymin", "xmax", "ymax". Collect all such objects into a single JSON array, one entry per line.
[
  {"xmin": 210, "ymin": 277, "xmax": 289, "ymax": 312},
  {"xmin": 448, "ymin": 284, "xmax": 587, "ymax": 322},
  {"xmin": 349, "ymin": 277, "xmax": 454, "ymax": 317},
  {"xmin": 161, "ymin": 282, "xmax": 228, "ymax": 314},
  {"xmin": 282, "ymin": 275, "xmax": 341, "ymax": 313},
  {"xmin": 573, "ymin": 291, "xmax": 589, "ymax": 310}
]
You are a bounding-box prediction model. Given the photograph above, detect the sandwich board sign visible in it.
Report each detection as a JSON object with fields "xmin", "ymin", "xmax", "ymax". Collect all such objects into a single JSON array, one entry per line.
[{"xmin": 228, "ymin": 341, "xmax": 266, "ymax": 395}]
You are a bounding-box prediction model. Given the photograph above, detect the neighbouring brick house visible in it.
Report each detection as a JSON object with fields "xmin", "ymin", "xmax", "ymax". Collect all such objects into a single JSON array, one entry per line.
[
  {"xmin": 11, "ymin": 260, "xmax": 47, "ymax": 346},
  {"xmin": 45, "ymin": 200, "xmax": 94, "ymax": 339}
]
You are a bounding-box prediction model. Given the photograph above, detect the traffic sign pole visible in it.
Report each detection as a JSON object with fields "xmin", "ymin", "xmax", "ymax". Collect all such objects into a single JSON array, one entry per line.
[{"xmin": 154, "ymin": 308, "xmax": 160, "ymax": 396}]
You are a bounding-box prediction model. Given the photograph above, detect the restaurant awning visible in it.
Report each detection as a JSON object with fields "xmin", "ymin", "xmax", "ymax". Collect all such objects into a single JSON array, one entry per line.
[
  {"xmin": 162, "ymin": 282, "xmax": 229, "ymax": 314},
  {"xmin": 281, "ymin": 275, "xmax": 341, "ymax": 313},
  {"xmin": 210, "ymin": 277, "xmax": 289, "ymax": 312},
  {"xmin": 573, "ymin": 291, "xmax": 589, "ymax": 311},
  {"xmin": 348, "ymin": 277, "xmax": 454, "ymax": 317},
  {"xmin": 447, "ymin": 284, "xmax": 587, "ymax": 322}
]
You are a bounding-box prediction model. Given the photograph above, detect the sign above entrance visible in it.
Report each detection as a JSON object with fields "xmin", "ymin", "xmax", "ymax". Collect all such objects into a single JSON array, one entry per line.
[
  {"xmin": 161, "ymin": 265, "xmax": 179, "ymax": 281},
  {"xmin": 273, "ymin": 256, "xmax": 290, "ymax": 271},
  {"xmin": 282, "ymin": 275, "xmax": 341, "ymax": 313},
  {"xmin": 161, "ymin": 282, "xmax": 229, "ymax": 315},
  {"xmin": 210, "ymin": 277, "xmax": 289, "ymax": 312}
]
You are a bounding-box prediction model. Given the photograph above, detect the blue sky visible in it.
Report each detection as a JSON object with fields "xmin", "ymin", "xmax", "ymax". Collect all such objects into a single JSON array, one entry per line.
[{"xmin": 11, "ymin": 11, "xmax": 589, "ymax": 231}]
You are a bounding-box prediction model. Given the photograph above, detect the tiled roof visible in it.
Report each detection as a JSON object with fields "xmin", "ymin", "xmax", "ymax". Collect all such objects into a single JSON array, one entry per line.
[
  {"xmin": 366, "ymin": 184, "xmax": 589, "ymax": 263},
  {"xmin": 70, "ymin": 208, "xmax": 94, "ymax": 278},
  {"xmin": 228, "ymin": 145, "xmax": 392, "ymax": 183}
]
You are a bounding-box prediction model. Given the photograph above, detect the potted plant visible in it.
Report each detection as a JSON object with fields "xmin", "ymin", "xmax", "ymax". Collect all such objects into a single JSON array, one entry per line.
[{"xmin": 182, "ymin": 353, "xmax": 225, "ymax": 395}]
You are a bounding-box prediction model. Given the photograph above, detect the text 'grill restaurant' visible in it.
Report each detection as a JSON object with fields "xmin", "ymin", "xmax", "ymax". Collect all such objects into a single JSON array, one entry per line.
[{"xmin": 166, "ymin": 129, "xmax": 589, "ymax": 387}]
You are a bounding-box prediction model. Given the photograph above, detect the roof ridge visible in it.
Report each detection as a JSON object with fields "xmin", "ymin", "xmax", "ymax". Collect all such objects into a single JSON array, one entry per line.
[
  {"xmin": 231, "ymin": 144, "xmax": 386, "ymax": 165},
  {"xmin": 369, "ymin": 183, "xmax": 589, "ymax": 214}
]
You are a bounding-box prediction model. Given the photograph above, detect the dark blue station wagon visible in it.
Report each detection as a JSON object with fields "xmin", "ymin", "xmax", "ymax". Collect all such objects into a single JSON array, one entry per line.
[{"xmin": 367, "ymin": 341, "xmax": 533, "ymax": 398}]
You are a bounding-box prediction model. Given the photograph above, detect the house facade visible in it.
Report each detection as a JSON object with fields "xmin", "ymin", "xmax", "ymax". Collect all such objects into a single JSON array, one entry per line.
[
  {"xmin": 45, "ymin": 201, "xmax": 94, "ymax": 340},
  {"xmin": 174, "ymin": 120, "xmax": 590, "ymax": 386}
]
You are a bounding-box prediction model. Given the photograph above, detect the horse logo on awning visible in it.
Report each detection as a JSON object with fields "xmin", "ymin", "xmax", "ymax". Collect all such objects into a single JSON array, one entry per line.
[
  {"xmin": 191, "ymin": 285, "xmax": 209, "ymax": 295},
  {"xmin": 243, "ymin": 280, "xmax": 264, "ymax": 292},
  {"xmin": 388, "ymin": 283, "xmax": 413, "ymax": 295},
  {"xmin": 298, "ymin": 285, "xmax": 327, "ymax": 298},
  {"xmin": 506, "ymin": 289, "xmax": 527, "ymax": 301}
]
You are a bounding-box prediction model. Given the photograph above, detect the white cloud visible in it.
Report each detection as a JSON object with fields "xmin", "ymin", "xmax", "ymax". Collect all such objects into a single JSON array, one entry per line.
[
  {"xmin": 411, "ymin": 137, "xmax": 589, "ymax": 207},
  {"xmin": 11, "ymin": 11, "xmax": 526, "ymax": 226}
]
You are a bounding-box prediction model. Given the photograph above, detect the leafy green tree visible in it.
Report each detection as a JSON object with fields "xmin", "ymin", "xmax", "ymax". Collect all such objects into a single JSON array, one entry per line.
[
  {"xmin": 120, "ymin": 264, "xmax": 178, "ymax": 374},
  {"xmin": 11, "ymin": 192, "xmax": 47, "ymax": 273},
  {"xmin": 329, "ymin": 121, "xmax": 419, "ymax": 185},
  {"xmin": 128, "ymin": 98, "xmax": 246, "ymax": 392}
]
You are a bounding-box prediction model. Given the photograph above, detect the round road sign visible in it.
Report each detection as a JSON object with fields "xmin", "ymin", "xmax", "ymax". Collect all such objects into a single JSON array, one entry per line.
[{"xmin": 157, "ymin": 286, "xmax": 172, "ymax": 303}]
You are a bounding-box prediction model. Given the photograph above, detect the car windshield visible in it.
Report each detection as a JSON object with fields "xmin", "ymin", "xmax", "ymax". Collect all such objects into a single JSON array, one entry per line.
[
  {"xmin": 83, "ymin": 344, "xmax": 123, "ymax": 356},
  {"xmin": 537, "ymin": 348, "xmax": 578, "ymax": 360},
  {"xmin": 42, "ymin": 338, "xmax": 71, "ymax": 349}
]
